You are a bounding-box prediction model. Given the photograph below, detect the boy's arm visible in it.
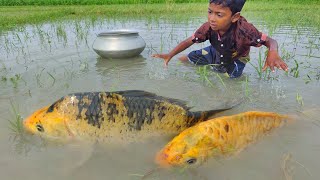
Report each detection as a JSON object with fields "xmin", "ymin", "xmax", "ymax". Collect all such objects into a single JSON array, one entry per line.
[
  {"xmin": 262, "ymin": 36, "xmax": 288, "ymax": 72},
  {"xmin": 152, "ymin": 36, "xmax": 194, "ymax": 66}
]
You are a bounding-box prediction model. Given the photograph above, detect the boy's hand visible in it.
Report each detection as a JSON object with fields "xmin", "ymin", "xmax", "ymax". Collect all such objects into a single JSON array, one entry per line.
[
  {"xmin": 262, "ymin": 50, "xmax": 288, "ymax": 72},
  {"xmin": 151, "ymin": 54, "xmax": 172, "ymax": 67},
  {"xmin": 151, "ymin": 36, "xmax": 194, "ymax": 67}
]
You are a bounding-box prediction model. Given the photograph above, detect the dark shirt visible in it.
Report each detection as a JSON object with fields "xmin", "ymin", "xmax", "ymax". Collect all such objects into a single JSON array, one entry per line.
[{"xmin": 192, "ymin": 16, "xmax": 267, "ymax": 64}]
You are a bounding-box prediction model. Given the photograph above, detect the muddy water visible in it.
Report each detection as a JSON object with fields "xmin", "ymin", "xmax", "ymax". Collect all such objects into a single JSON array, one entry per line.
[{"xmin": 0, "ymin": 16, "xmax": 319, "ymax": 180}]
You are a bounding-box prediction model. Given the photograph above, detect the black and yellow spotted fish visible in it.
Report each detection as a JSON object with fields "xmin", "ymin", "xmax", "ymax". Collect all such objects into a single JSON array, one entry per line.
[{"xmin": 23, "ymin": 90, "xmax": 232, "ymax": 142}]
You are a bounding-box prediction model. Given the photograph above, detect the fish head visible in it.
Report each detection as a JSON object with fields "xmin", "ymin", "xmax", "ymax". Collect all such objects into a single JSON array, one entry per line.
[
  {"xmin": 156, "ymin": 128, "xmax": 215, "ymax": 168},
  {"xmin": 23, "ymin": 106, "xmax": 73, "ymax": 140}
]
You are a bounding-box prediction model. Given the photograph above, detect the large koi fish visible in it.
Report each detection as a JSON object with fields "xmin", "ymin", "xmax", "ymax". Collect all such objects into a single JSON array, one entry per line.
[
  {"xmin": 156, "ymin": 111, "xmax": 289, "ymax": 167},
  {"xmin": 23, "ymin": 90, "xmax": 232, "ymax": 142}
]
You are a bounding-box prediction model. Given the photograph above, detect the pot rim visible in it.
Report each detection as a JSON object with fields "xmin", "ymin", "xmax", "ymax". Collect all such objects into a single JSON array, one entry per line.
[{"xmin": 98, "ymin": 29, "xmax": 139, "ymax": 37}]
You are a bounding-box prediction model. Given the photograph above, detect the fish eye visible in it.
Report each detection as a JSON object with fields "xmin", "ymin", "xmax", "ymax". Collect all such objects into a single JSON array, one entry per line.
[
  {"xmin": 36, "ymin": 124, "xmax": 44, "ymax": 132},
  {"xmin": 186, "ymin": 158, "xmax": 197, "ymax": 165}
]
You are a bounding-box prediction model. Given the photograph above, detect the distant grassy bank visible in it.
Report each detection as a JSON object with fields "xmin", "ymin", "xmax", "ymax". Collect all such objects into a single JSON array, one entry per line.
[
  {"xmin": 0, "ymin": 0, "xmax": 318, "ymax": 6},
  {"xmin": 0, "ymin": 1, "xmax": 319, "ymax": 31},
  {"xmin": 1, "ymin": 0, "xmax": 206, "ymax": 5}
]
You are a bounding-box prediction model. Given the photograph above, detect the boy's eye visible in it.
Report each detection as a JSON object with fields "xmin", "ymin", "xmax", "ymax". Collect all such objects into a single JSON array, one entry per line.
[
  {"xmin": 208, "ymin": 9, "xmax": 212, "ymax": 14},
  {"xmin": 36, "ymin": 124, "xmax": 44, "ymax": 132},
  {"xmin": 217, "ymin": 13, "xmax": 223, "ymax": 17}
]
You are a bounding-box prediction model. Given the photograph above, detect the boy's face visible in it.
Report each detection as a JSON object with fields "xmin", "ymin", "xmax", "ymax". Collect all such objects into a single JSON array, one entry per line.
[{"xmin": 208, "ymin": 3, "xmax": 240, "ymax": 33}]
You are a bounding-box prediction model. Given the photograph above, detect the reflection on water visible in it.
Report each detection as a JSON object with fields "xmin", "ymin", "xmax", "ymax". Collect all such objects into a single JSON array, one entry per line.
[
  {"xmin": 0, "ymin": 16, "xmax": 319, "ymax": 180},
  {"xmin": 95, "ymin": 55, "xmax": 147, "ymax": 76}
]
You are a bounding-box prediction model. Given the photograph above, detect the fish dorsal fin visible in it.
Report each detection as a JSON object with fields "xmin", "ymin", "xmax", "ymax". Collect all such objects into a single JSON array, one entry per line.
[{"xmin": 112, "ymin": 90, "xmax": 190, "ymax": 109}]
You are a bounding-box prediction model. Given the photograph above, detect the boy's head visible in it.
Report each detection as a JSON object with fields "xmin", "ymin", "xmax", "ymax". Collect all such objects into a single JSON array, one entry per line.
[
  {"xmin": 207, "ymin": 0, "xmax": 246, "ymax": 33},
  {"xmin": 209, "ymin": 0, "xmax": 246, "ymax": 15}
]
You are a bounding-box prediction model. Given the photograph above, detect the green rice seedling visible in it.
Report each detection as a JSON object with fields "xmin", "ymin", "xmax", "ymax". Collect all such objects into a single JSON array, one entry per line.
[
  {"xmin": 169, "ymin": 28, "xmax": 174, "ymax": 41},
  {"xmin": 196, "ymin": 65, "xmax": 228, "ymax": 88},
  {"xmin": 293, "ymin": 33, "xmax": 298, "ymax": 46},
  {"xmin": 249, "ymin": 49, "xmax": 264, "ymax": 79},
  {"xmin": 212, "ymin": 71, "xmax": 226, "ymax": 89},
  {"xmin": 44, "ymin": 31, "xmax": 52, "ymax": 51},
  {"xmin": 15, "ymin": 33, "xmax": 22, "ymax": 44},
  {"xmin": 8, "ymin": 101, "xmax": 24, "ymax": 135},
  {"xmin": 316, "ymin": 68, "xmax": 320, "ymax": 80},
  {"xmin": 304, "ymin": 74, "xmax": 312, "ymax": 84},
  {"xmin": 0, "ymin": 61, "xmax": 7, "ymax": 73},
  {"xmin": 23, "ymin": 30, "xmax": 30, "ymax": 43},
  {"xmin": 8, "ymin": 101, "xmax": 48, "ymax": 155},
  {"xmin": 56, "ymin": 24, "xmax": 67, "ymax": 47},
  {"xmin": 150, "ymin": 44, "xmax": 160, "ymax": 55},
  {"xmin": 306, "ymin": 38, "xmax": 319, "ymax": 58},
  {"xmin": 281, "ymin": 45, "xmax": 296, "ymax": 62},
  {"xmin": 47, "ymin": 71, "xmax": 56, "ymax": 87},
  {"xmin": 244, "ymin": 76, "xmax": 250, "ymax": 98},
  {"xmin": 79, "ymin": 61, "xmax": 89, "ymax": 72},
  {"xmin": 296, "ymin": 92, "xmax": 303, "ymax": 106},
  {"xmin": 35, "ymin": 25, "xmax": 45, "ymax": 46},
  {"xmin": 63, "ymin": 66, "xmax": 77, "ymax": 81},
  {"xmin": 196, "ymin": 65, "xmax": 215, "ymax": 88},
  {"xmin": 35, "ymin": 68, "xmax": 45, "ymax": 88},
  {"xmin": 4, "ymin": 36, "xmax": 11, "ymax": 55},
  {"xmin": 290, "ymin": 59, "xmax": 300, "ymax": 78},
  {"xmin": 1, "ymin": 76, "xmax": 7, "ymax": 82},
  {"xmin": 264, "ymin": 71, "xmax": 273, "ymax": 81},
  {"xmin": 160, "ymin": 32, "xmax": 164, "ymax": 53},
  {"xmin": 9, "ymin": 74, "xmax": 21, "ymax": 88},
  {"xmin": 64, "ymin": 83, "xmax": 70, "ymax": 89},
  {"xmin": 27, "ymin": 89, "xmax": 32, "ymax": 97},
  {"xmin": 282, "ymin": 153, "xmax": 313, "ymax": 180},
  {"xmin": 74, "ymin": 20, "xmax": 89, "ymax": 47}
]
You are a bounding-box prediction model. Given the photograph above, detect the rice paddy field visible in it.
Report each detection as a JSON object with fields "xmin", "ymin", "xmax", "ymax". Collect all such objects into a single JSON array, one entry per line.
[{"xmin": 0, "ymin": 1, "xmax": 319, "ymax": 180}]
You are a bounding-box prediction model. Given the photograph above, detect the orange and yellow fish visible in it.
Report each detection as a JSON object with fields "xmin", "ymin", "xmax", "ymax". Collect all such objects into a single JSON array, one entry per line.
[
  {"xmin": 156, "ymin": 111, "xmax": 289, "ymax": 167},
  {"xmin": 23, "ymin": 90, "xmax": 231, "ymax": 142}
]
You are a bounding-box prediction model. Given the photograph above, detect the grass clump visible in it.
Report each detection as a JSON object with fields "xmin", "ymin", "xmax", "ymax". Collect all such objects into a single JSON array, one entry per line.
[
  {"xmin": 8, "ymin": 101, "xmax": 46, "ymax": 155},
  {"xmin": 8, "ymin": 101, "xmax": 24, "ymax": 135},
  {"xmin": 196, "ymin": 65, "xmax": 227, "ymax": 88}
]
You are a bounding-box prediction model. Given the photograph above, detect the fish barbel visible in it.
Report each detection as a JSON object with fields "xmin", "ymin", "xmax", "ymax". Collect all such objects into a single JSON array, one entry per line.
[
  {"xmin": 23, "ymin": 90, "xmax": 231, "ymax": 142},
  {"xmin": 156, "ymin": 111, "xmax": 289, "ymax": 167}
]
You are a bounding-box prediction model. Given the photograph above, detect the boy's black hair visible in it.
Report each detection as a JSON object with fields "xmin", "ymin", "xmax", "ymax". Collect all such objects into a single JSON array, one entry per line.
[{"xmin": 209, "ymin": 0, "xmax": 246, "ymax": 15}]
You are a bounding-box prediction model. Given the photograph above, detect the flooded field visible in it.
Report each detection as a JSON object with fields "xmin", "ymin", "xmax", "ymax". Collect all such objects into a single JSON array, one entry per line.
[{"xmin": 0, "ymin": 15, "xmax": 319, "ymax": 180}]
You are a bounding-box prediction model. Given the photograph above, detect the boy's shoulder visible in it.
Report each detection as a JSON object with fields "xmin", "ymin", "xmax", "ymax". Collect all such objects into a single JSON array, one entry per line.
[
  {"xmin": 237, "ymin": 16, "xmax": 255, "ymax": 28},
  {"xmin": 236, "ymin": 16, "xmax": 261, "ymax": 35},
  {"xmin": 235, "ymin": 16, "xmax": 266, "ymax": 47}
]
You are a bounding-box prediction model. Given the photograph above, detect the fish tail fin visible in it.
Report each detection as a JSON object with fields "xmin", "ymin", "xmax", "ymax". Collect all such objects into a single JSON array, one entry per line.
[
  {"xmin": 187, "ymin": 99, "xmax": 242, "ymax": 126},
  {"xmin": 265, "ymin": 111, "xmax": 294, "ymax": 125},
  {"xmin": 283, "ymin": 114, "xmax": 295, "ymax": 125},
  {"xmin": 202, "ymin": 108, "xmax": 232, "ymax": 120},
  {"xmin": 187, "ymin": 107, "xmax": 231, "ymax": 126}
]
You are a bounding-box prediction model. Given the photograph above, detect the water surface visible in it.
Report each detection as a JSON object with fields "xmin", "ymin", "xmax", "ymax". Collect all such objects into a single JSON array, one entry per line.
[{"xmin": 0, "ymin": 16, "xmax": 319, "ymax": 180}]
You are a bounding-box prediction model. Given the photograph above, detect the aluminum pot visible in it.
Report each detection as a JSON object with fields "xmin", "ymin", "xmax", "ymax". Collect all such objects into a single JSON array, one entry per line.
[{"xmin": 92, "ymin": 30, "xmax": 146, "ymax": 59}]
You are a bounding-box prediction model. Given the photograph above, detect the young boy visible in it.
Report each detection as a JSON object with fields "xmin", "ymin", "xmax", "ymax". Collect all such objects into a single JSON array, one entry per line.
[{"xmin": 152, "ymin": 0, "xmax": 288, "ymax": 78}]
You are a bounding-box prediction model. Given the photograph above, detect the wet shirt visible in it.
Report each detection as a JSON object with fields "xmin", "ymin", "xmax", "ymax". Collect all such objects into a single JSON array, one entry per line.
[{"xmin": 192, "ymin": 16, "xmax": 267, "ymax": 64}]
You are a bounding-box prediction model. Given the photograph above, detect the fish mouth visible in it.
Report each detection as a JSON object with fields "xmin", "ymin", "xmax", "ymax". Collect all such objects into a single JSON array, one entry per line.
[
  {"xmin": 22, "ymin": 117, "xmax": 35, "ymax": 135},
  {"xmin": 155, "ymin": 151, "xmax": 172, "ymax": 168}
]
